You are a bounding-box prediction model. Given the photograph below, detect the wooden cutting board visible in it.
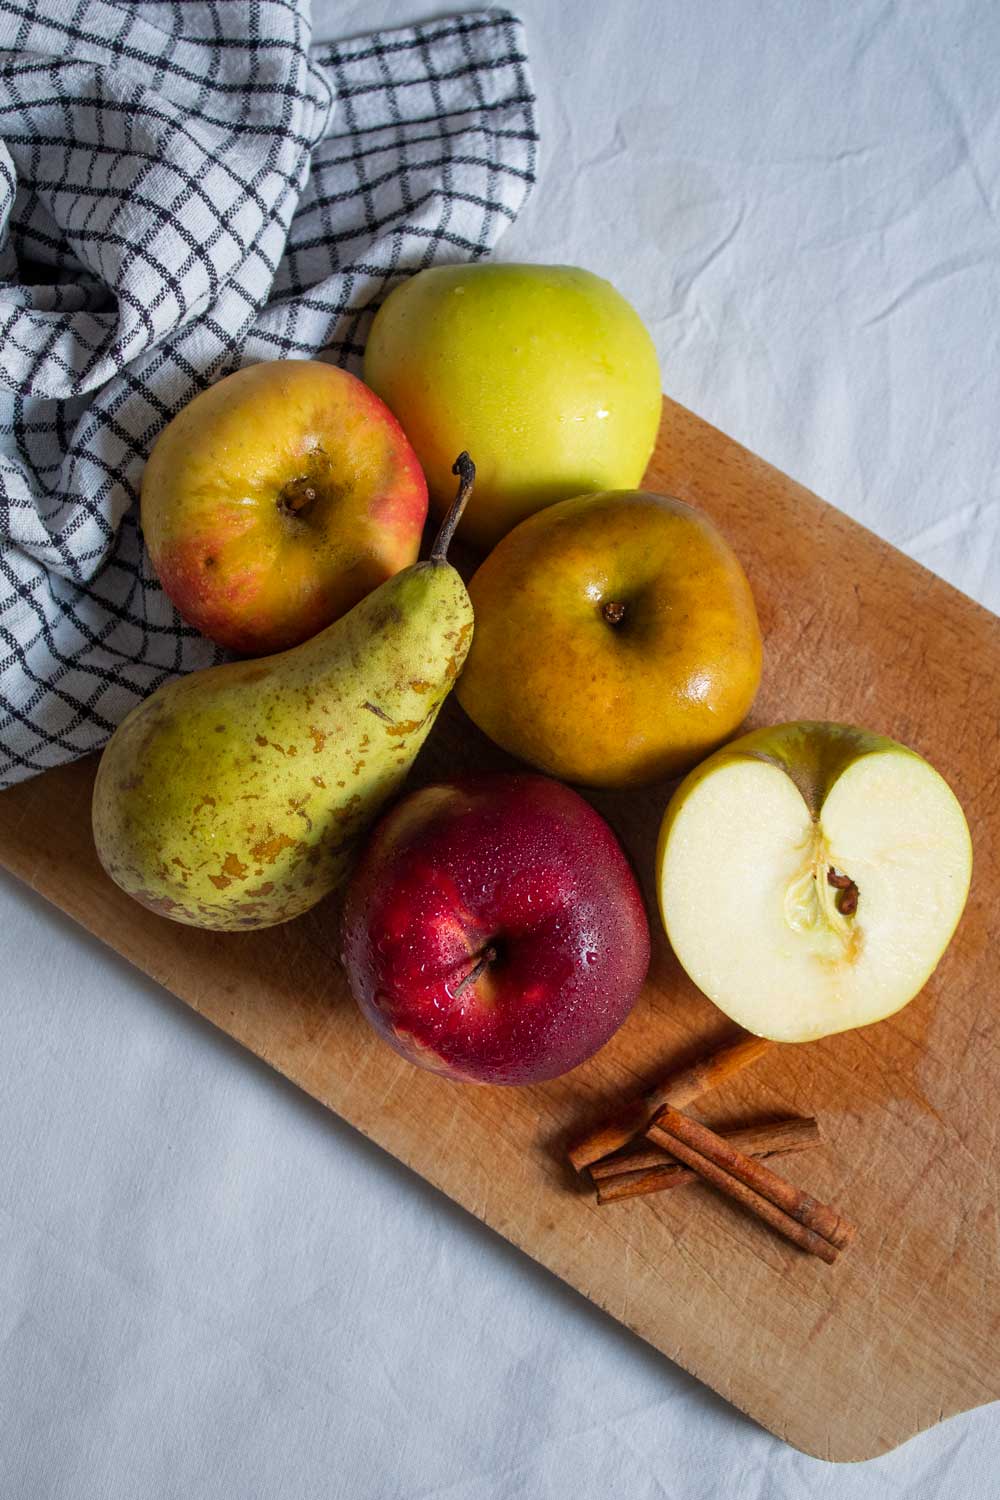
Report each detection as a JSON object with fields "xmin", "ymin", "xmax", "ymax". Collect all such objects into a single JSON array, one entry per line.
[{"xmin": 2, "ymin": 397, "xmax": 998, "ymax": 1463}]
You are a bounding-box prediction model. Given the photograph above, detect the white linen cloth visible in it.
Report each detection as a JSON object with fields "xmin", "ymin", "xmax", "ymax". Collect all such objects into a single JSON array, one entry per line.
[
  {"xmin": 0, "ymin": 0, "xmax": 535, "ymax": 784},
  {"xmin": 2, "ymin": 1, "xmax": 1000, "ymax": 1496}
]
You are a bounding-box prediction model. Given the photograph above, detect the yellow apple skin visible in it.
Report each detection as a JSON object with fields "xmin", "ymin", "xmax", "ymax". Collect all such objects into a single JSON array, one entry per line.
[
  {"xmin": 363, "ymin": 264, "xmax": 662, "ymax": 551},
  {"xmin": 662, "ymin": 721, "xmax": 902, "ymax": 824},
  {"xmin": 142, "ymin": 361, "xmax": 428, "ymax": 656},
  {"xmin": 455, "ymin": 490, "xmax": 762, "ymax": 787}
]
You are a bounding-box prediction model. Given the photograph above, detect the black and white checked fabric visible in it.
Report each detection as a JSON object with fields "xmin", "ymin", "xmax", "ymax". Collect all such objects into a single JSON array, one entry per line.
[{"xmin": 0, "ymin": 1, "xmax": 536, "ymax": 786}]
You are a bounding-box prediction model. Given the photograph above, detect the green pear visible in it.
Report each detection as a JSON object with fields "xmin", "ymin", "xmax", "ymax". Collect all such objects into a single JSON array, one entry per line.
[{"xmin": 92, "ymin": 457, "xmax": 477, "ymax": 931}]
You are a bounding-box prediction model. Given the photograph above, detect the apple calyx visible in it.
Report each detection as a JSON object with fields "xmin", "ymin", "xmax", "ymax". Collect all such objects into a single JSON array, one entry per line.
[
  {"xmin": 449, "ymin": 942, "xmax": 498, "ymax": 999},
  {"xmin": 601, "ymin": 599, "xmax": 627, "ymax": 626},
  {"xmin": 782, "ymin": 827, "xmax": 861, "ymax": 965}
]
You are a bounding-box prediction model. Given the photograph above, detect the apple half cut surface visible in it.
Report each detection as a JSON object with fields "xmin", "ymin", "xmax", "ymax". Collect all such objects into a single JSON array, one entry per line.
[{"xmin": 656, "ymin": 722, "xmax": 972, "ymax": 1043}]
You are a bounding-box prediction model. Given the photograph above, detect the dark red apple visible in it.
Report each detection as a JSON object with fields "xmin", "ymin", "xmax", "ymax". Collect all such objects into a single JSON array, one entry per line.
[{"xmin": 340, "ymin": 774, "xmax": 650, "ymax": 1085}]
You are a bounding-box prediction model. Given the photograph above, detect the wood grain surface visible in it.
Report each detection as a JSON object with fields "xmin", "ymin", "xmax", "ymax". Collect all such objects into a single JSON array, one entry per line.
[{"xmin": 2, "ymin": 397, "xmax": 998, "ymax": 1462}]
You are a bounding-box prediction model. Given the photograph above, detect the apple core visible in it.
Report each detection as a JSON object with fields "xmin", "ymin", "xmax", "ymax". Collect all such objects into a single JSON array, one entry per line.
[{"xmin": 781, "ymin": 831, "xmax": 862, "ymax": 967}]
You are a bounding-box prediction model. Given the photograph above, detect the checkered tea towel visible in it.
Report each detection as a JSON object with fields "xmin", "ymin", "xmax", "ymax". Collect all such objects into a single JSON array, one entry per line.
[{"xmin": 0, "ymin": 1, "xmax": 536, "ymax": 786}]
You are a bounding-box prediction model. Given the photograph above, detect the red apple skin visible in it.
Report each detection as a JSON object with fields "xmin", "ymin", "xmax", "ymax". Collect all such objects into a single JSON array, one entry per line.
[
  {"xmin": 340, "ymin": 775, "xmax": 651, "ymax": 1085},
  {"xmin": 142, "ymin": 360, "xmax": 428, "ymax": 656}
]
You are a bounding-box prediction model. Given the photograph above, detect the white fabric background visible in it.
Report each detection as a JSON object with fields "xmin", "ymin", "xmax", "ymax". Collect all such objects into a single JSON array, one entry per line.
[{"xmin": 3, "ymin": 1, "xmax": 999, "ymax": 1494}]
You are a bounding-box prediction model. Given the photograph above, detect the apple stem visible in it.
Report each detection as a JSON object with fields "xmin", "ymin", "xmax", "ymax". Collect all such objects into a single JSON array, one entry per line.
[
  {"xmin": 602, "ymin": 600, "xmax": 626, "ymax": 626},
  {"xmin": 278, "ymin": 477, "xmax": 318, "ymax": 516},
  {"xmin": 450, "ymin": 943, "xmax": 497, "ymax": 998},
  {"xmin": 430, "ymin": 452, "xmax": 476, "ymax": 562}
]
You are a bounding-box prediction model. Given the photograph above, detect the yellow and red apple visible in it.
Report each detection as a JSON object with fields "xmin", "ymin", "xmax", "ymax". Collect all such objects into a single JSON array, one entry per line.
[{"xmin": 142, "ymin": 360, "xmax": 428, "ymax": 655}]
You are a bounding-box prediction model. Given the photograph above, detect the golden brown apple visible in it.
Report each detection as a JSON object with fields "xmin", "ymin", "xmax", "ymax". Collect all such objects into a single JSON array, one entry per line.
[{"xmin": 456, "ymin": 490, "xmax": 762, "ymax": 787}]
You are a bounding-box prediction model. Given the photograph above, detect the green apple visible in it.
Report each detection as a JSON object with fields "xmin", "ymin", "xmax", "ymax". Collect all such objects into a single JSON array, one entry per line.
[
  {"xmin": 657, "ymin": 722, "xmax": 972, "ymax": 1043},
  {"xmin": 363, "ymin": 264, "xmax": 661, "ymax": 551}
]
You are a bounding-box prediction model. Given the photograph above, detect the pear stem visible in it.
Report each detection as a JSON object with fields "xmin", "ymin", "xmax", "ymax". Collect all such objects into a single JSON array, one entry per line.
[{"xmin": 430, "ymin": 452, "xmax": 476, "ymax": 562}]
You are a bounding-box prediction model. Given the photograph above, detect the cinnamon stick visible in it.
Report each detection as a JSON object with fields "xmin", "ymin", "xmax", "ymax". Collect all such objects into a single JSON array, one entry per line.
[
  {"xmin": 650, "ymin": 1107, "xmax": 855, "ymax": 1260},
  {"xmin": 591, "ymin": 1144, "xmax": 681, "ymax": 1180},
  {"xmin": 567, "ymin": 1033, "xmax": 774, "ymax": 1172},
  {"xmin": 594, "ymin": 1117, "xmax": 820, "ymax": 1203}
]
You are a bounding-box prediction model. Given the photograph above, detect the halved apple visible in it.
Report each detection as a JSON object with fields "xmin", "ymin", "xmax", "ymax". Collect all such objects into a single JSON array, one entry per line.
[{"xmin": 656, "ymin": 722, "xmax": 972, "ymax": 1043}]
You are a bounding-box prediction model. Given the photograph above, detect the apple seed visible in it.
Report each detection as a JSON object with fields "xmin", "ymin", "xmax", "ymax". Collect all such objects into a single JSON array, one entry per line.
[{"xmin": 827, "ymin": 865, "xmax": 860, "ymax": 916}]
